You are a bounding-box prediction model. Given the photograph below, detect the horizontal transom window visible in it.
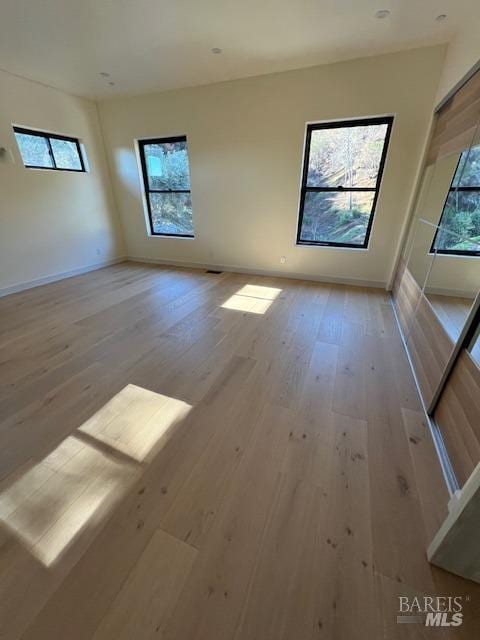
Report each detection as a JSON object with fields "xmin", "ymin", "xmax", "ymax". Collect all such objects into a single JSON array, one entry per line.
[
  {"xmin": 297, "ymin": 116, "xmax": 393, "ymax": 249},
  {"xmin": 13, "ymin": 127, "xmax": 86, "ymax": 172}
]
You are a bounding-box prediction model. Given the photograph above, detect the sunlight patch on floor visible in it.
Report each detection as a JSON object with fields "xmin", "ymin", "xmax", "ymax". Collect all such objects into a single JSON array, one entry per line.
[
  {"xmin": 221, "ymin": 284, "xmax": 282, "ymax": 314},
  {"xmin": 0, "ymin": 385, "xmax": 192, "ymax": 566},
  {"xmin": 0, "ymin": 435, "xmax": 138, "ymax": 566},
  {"xmin": 79, "ymin": 384, "xmax": 191, "ymax": 463}
]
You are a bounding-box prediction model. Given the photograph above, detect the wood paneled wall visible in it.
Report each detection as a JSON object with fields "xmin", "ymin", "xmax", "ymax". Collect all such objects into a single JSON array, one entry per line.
[
  {"xmin": 393, "ymin": 67, "xmax": 480, "ymax": 497},
  {"xmin": 392, "ymin": 259, "xmax": 480, "ymax": 488},
  {"xmin": 406, "ymin": 293, "xmax": 455, "ymax": 408},
  {"xmin": 427, "ymin": 70, "xmax": 480, "ymax": 165},
  {"xmin": 392, "ymin": 257, "xmax": 454, "ymax": 407},
  {"xmin": 434, "ymin": 350, "xmax": 480, "ymax": 487},
  {"xmin": 392, "ymin": 256, "xmax": 421, "ymax": 338}
]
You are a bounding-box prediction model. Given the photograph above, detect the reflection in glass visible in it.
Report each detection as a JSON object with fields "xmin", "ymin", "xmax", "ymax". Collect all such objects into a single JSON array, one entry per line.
[
  {"xmin": 402, "ymin": 114, "xmax": 480, "ymax": 352},
  {"xmin": 414, "ymin": 219, "xmax": 480, "ymax": 347},
  {"xmin": 299, "ymin": 191, "xmax": 375, "ymax": 245},
  {"xmin": 433, "ymin": 144, "xmax": 480, "ymax": 255},
  {"xmin": 434, "ymin": 191, "xmax": 480, "ymax": 253},
  {"xmin": 468, "ymin": 323, "xmax": 480, "ymax": 367},
  {"xmin": 427, "ymin": 292, "xmax": 476, "ymax": 344},
  {"xmin": 404, "ymin": 218, "xmax": 438, "ymax": 290},
  {"xmin": 452, "ymin": 145, "xmax": 480, "ymax": 187},
  {"xmin": 403, "ymin": 218, "xmax": 438, "ymax": 339},
  {"xmin": 401, "ymin": 161, "xmax": 437, "ymax": 261}
]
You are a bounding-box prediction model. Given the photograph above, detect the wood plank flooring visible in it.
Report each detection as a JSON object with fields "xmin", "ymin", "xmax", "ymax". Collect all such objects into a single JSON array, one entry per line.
[{"xmin": 0, "ymin": 262, "xmax": 479, "ymax": 639}]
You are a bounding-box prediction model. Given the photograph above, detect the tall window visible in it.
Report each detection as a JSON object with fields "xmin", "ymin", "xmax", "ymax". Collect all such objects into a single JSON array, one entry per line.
[
  {"xmin": 297, "ymin": 117, "xmax": 393, "ymax": 248},
  {"xmin": 431, "ymin": 146, "xmax": 480, "ymax": 256},
  {"xmin": 138, "ymin": 136, "xmax": 194, "ymax": 237},
  {"xmin": 13, "ymin": 127, "xmax": 85, "ymax": 172}
]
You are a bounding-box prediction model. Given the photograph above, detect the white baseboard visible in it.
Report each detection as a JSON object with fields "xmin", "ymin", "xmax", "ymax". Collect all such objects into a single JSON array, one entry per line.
[
  {"xmin": 424, "ymin": 286, "xmax": 477, "ymax": 300},
  {"xmin": 0, "ymin": 256, "xmax": 127, "ymax": 298},
  {"xmin": 126, "ymin": 255, "xmax": 387, "ymax": 289}
]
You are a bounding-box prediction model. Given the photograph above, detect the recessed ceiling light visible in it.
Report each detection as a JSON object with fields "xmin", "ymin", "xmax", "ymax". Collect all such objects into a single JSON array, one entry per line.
[
  {"xmin": 436, "ymin": 14, "xmax": 447, "ymax": 22},
  {"xmin": 211, "ymin": 47, "xmax": 222, "ymax": 54},
  {"xmin": 375, "ymin": 9, "xmax": 390, "ymax": 19},
  {"xmin": 100, "ymin": 71, "xmax": 110, "ymax": 77}
]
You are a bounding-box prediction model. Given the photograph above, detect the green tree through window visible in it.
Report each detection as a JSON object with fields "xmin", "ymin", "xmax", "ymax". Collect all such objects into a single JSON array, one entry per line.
[
  {"xmin": 432, "ymin": 146, "xmax": 480, "ymax": 255},
  {"xmin": 297, "ymin": 117, "xmax": 393, "ymax": 248},
  {"xmin": 139, "ymin": 137, "xmax": 194, "ymax": 237},
  {"xmin": 13, "ymin": 127, "xmax": 85, "ymax": 171}
]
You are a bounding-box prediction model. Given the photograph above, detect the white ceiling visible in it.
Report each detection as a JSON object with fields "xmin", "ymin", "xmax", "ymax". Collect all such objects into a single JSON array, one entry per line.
[{"xmin": 0, "ymin": 0, "xmax": 475, "ymax": 99}]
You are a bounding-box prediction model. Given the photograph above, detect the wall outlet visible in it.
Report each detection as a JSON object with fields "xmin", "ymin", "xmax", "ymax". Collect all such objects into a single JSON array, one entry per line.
[
  {"xmin": 96, "ymin": 248, "xmax": 101, "ymax": 256},
  {"xmin": 280, "ymin": 256, "xmax": 286, "ymax": 264}
]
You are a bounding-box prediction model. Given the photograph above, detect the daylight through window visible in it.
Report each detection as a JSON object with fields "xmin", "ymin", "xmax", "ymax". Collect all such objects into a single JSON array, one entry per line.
[
  {"xmin": 138, "ymin": 136, "xmax": 194, "ymax": 237},
  {"xmin": 297, "ymin": 117, "xmax": 393, "ymax": 248},
  {"xmin": 13, "ymin": 127, "xmax": 85, "ymax": 172},
  {"xmin": 431, "ymin": 145, "xmax": 480, "ymax": 256}
]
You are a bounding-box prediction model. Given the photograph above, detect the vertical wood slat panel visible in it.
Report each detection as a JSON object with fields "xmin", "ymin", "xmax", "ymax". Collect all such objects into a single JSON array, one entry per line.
[
  {"xmin": 392, "ymin": 67, "xmax": 480, "ymax": 490},
  {"xmin": 392, "ymin": 258, "xmax": 480, "ymax": 487},
  {"xmin": 434, "ymin": 350, "xmax": 480, "ymax": 487},
  {"xmin": 392, "ymin": 259, "xmax": 453, "ymax": 406},
  {"xmin": 426, "ymin": 70, "xmax": 480, "ymax": 165},
  {"xmin": 406, "ymin": 293, "xmax": 454, "ymax": 407}
]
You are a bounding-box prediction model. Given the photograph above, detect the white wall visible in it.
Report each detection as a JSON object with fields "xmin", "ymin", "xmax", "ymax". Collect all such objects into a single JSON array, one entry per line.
[
  {"xmin": 99, "ymin": 46, "xmax": 445, "ymax": 287},
  {"xmin": 0, "ymin": 69, "xmax": 125, "ymax": 294},
  {"xmin": 435, "ymin": 18, "xmax": 480, "ymax": 104}
]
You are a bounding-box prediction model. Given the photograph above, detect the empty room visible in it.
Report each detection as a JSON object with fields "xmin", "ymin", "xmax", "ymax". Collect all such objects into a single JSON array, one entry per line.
[{"xmin": 1, "ymin": 1, "xmax": 480, "ymax": 637}]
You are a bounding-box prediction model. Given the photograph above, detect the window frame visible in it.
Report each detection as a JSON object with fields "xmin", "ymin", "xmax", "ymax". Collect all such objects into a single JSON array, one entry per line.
[
  {"xmin": 13, "ymin": 126, "xmax": 86, "ymax": 173},
  {"xmin": 430, "ymin": 155, "xmax": 480, "ymax": 257},
  {"xmin": 138, "ymin": 135, "xmax": 194, "ymax": 238},
  {"xmin": 296, "ymin": 116, "xmax": 394, "ymax": 249}
]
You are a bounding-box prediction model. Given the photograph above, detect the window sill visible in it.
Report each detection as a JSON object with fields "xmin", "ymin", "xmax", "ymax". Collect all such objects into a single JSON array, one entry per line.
[
  {"xmin": 147, "ymin": 234, "xmax": 195, "ymax": 240},
  {"xmin": 296, "ymin": 242, "xmax": 369, "ymax": 252},
  {"xmin": 427, "ymin": 252, "xmax": 480, "ymax": 259},
  {"xmin": 22, "ymin": 166, "xmax": 86, "ymax": 173}
]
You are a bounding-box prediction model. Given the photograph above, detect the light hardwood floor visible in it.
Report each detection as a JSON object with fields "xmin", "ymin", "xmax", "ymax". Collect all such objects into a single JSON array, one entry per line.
[{"xmin": 0, "ymin": 262, "xmax": 478, "ymax": 639}]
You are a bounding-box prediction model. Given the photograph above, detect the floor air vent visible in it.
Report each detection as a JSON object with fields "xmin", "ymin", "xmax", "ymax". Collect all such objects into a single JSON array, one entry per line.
[{"xmin": 206, "ymin": 269, "xmax": 223, "ymax": 274}]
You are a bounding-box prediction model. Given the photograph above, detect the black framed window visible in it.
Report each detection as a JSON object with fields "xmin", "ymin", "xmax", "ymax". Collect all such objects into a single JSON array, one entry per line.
[
  {"xmin": 297, "ymin": 116, "xmax": 393, "ymax": 248},
  {"xmin": 138, "ymin": 136, "xmax": 194, "ymax": 237},
  {"xmin": 13, "ymin": 127, "xmax": 85, "ymax": 172},
  {"xmin": 431, "ymin": 146, "xmax": 480, "ymax": 256}
]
